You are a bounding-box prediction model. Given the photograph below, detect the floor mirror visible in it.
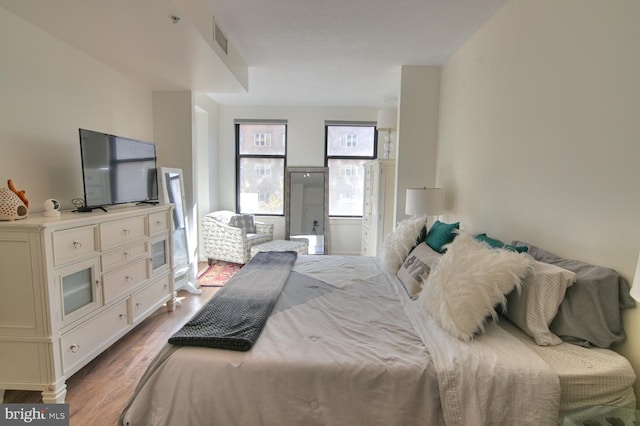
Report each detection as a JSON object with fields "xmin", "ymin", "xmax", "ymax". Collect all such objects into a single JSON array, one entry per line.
[
  {"xmin": 159, "ymin": 167, "xmax": 201, "ymax": 296},
  {"xmin": 285, "ymin": 167, "xmax": 329, "ymax": 254}
]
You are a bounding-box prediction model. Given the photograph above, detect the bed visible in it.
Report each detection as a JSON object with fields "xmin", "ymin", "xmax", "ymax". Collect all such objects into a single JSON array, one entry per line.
[{"xmin": 120, "ymin": 218, "xmax": 636, "ymax": 426}]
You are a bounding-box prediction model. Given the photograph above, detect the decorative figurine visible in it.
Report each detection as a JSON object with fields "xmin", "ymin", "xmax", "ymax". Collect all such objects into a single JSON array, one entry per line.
[{"xmin": 0, "ymin": 179, "xmax": 29, "ymax": 221}]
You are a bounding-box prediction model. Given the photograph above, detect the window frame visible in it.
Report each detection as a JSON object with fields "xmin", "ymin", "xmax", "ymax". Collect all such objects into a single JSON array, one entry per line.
[
  {"xmin": 324, "ymin": 121, "xmax": 378, "ymax": 218},
  {"xmin": 235, "ymin": 120, "xmax": 287, "ymax": 216}
]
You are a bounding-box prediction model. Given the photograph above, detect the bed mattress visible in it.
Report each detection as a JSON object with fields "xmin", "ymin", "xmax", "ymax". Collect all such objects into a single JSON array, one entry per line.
[{"xmin": 499, "ymin": 318, "xmax": 636, "ymax": 414}]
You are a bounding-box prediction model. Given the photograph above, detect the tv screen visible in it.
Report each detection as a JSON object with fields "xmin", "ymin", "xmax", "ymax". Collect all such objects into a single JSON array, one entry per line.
[{"xmin": 79, "ymin": 128, "xmax": 158, "ymax": 209}]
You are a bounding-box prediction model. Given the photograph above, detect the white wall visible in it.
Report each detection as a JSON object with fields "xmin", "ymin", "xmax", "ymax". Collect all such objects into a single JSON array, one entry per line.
[
  {"xmin": 152, "ymin": 91, "xmax": 198, "ymax": 278},
  {"xmin": 396, "ymin": 66, "xmax": 441, "ymax": 224},
  {"xmin": 153, "ymin": 92, "xmax": 194, "ymax": 207},
  {"xmin": 0, "ymin": 7, "xmax": 154, "ymax": 212},
  {"xmin": 436, "ymin": 0, "xmax": 640, "ymax": 400},
  {"xmin": 194, "ymin": 94, "xmax": 220, "ymax": 261},
  {"xmin": 194, "ymin": 94, "xmax": 220, "ymax": 215},
  {"xmin": 216, "ymin": 104, "xmax": 381, "ymax": 255}
]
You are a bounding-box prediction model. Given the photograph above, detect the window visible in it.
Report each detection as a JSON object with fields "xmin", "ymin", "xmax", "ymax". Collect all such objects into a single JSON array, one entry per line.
[
  {"xmin": 325, "ymin": 122, "xmax": 377, "ymax": 217},
  {"xmin": 236, "ymin": 121, "xmax": 286, "ymax": 215}
]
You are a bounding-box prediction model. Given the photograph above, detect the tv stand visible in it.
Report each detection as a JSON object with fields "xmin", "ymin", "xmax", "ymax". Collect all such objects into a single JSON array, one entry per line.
[{"xmin": 75, "ymin": 206, "xmax": 108, "ymax": 213}]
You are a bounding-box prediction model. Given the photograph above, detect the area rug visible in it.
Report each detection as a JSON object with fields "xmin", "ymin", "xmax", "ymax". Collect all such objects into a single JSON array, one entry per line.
[{"xmin": 198, "ymin": 261, "xmax": 242, "ymax": 287}]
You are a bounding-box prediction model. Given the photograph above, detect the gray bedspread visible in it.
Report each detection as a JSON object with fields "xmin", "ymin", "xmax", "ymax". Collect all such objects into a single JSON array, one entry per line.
[{"xmin": 168, "ymin": 251, "xmax": 297, "ymax": 351}]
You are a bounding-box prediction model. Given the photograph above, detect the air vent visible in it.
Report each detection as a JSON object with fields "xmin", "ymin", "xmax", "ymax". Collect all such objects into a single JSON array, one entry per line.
[{"xmin": 213, "ymin": 18, "xmax": 228, "ymax": 55}]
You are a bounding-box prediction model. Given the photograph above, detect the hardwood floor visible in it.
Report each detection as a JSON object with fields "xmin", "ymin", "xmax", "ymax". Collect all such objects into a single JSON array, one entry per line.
[{"xmin": 3, "ymin": 286, "xmax": 218, "ymax": 426}]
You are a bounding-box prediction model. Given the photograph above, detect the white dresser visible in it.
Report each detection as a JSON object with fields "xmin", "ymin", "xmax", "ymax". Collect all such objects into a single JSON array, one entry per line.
[
  {"xmin": 361, "ymin": 159, "xmax": 396, "ymax": 256},
  {"xmin": 0, "ymin": 204, "xmax": 174, "ymax": 403}
]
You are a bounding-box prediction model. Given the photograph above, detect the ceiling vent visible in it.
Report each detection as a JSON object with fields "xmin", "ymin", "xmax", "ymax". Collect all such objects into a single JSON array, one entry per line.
[{"xmin": 213, "ymin": 17, "xmax": 228, "ymax": 55}]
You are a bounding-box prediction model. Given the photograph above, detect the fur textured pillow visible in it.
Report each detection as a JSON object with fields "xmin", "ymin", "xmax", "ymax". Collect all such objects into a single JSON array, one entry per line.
[
  {"xmin": 379, "ymin": 215, "xmax": 427, "ymax": 273},
  {"xmin": 418, "ymin": 233, "xmax": 532, "ymax": 342}
]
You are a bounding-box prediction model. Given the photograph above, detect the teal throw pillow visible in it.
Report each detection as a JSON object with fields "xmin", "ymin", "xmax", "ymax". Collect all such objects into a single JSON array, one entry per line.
[
  {"xmin": 474, "ymin": 233, "xmax": 529, "ymax": 253},
  {"xmin": 425, "ymin": 221, "xmax": 460, "ymax": 253}
]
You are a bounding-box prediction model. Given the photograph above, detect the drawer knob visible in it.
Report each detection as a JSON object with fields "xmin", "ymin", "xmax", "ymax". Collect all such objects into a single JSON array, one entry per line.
[
  {"xmin": 96, "ymin": 280, "xmax": 101, "ymax": 287},
  {"xmin": 70, "ymin": 344, "xmax": 80, "ymax": 353},
  {"xmin": 156, "ymin": 220, "xmax": 162, "ymax": 226},
  {"xmin": 123, "ymin": 229, "xmax": 130, "ymax": 235},
  {"xmin": 123, "ymin": 252, "xmax": 130, "ymax": 258},
  {"xmin": 125, "ymin": 276, "xmax": 133, "ymax": 282},
  {"xmin": 136, "ymin": 302, "xmax": 142, "ymax": 308},
  {"xmin": 119, "ymin": 313, "xmax": 126, "ymax": 320},
  {"xmin": 72, "ymin": 240, "xmax": 82, "ymax": 249}
]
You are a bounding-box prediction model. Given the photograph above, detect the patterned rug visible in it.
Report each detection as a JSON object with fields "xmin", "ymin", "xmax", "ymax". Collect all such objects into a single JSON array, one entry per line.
[{"xmin": 197, "ymin": 260, "xmax": 242, "ymax": 287}]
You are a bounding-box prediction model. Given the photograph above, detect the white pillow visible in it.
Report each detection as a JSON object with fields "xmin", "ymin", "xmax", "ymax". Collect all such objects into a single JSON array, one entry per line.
[
  {"xmin": 396, "ymin": 243, "xmax": 442, "ymax": 299},
  {"xmin": 379, "ymin": 215, "xmax": 427, "ymax": 274},
  {"xmin": 504, "ymin": 260, "xmax": 576, "ymax": 345},
  {"xmin": 418, "ymin": 233, "xmax": 532, "ymax": 342}
]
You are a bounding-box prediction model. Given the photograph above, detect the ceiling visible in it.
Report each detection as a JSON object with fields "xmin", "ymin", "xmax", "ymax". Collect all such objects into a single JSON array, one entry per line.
[{"xmin": 1, "ymin": 0, "xmax": 506, "ymax": 107}]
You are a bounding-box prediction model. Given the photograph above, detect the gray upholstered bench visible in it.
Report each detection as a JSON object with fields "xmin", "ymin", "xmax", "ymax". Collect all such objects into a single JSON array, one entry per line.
[{"xmin": 250, "ymin": 239, "xmax": 309, "ymax": 258}]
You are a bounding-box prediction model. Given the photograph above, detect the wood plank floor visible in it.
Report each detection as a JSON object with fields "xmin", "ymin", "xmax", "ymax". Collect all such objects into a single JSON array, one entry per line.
[{"xmin": 3, "ymin": 286, "xmax": 218, "ymax": 426}]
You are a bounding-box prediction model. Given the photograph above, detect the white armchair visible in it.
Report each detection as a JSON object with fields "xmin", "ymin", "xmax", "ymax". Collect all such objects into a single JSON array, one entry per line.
[{"xmin": 202, "ymin": 211, "xmax": 274, "ymax": 264}]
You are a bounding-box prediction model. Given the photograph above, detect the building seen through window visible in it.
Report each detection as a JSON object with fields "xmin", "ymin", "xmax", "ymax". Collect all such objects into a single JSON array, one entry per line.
[{"xmin": 254, "ymin": 132, "xmax": 271, "ymax": 147}]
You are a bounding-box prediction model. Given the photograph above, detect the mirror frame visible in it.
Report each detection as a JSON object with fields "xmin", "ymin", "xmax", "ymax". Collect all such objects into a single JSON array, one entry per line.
[
  {"xmin": 159, "ymin": 167, "xmax": 201, "ymax": 295},
  {"xmin": 284, "ymin": 167, "xmax": 329, "ymax": 254}
]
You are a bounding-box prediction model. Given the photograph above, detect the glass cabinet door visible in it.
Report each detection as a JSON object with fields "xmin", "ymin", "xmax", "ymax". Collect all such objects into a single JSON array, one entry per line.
[
  {"xmin": 149, "ymin": 235, "xmax": 170, "ymax": 278},
  {"xmin": 57, "ymin": 257, "xmax": 102, "ymax": 327}
]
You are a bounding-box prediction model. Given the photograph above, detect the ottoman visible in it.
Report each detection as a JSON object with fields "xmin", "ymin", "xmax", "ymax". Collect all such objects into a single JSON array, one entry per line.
[{"xmin": 250, "ymin": 239, "xmax": 309, "ymax": 259}]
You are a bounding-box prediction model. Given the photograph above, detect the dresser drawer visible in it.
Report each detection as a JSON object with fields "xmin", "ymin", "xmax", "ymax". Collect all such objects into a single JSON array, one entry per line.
[
  {"xmin": 131, "ymin": 275, "xmax": 171, "ymax": 322},
  {"xmin": 101, "ymin": 241, "xmax": 147, "ymax": 272},
  {"xmin": 100, "ymin": 216, "xmax": 146, "ymax": 250},
  {"xmin": 52, "ymin": 226, "xmax": 98, "ymax": 266},
  {"xmin": 148, "ymin": 211, "xmax": 170, "ymax": 235},
  {"xmin": 60, "ymin": 300, "xmax": 128, "ymax": 374},
  {"xmin": 102, "ymin": 258, "xmax": 149, "ymax": 304}
]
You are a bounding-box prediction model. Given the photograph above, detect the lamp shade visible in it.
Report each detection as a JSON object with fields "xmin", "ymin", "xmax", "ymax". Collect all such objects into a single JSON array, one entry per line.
[
  {"xmin": 630, "ymin": 252, "xmax": 640, "ymax": 302},
  {"xmin": 405, "ymin": 188, "xmax": 444, "ymax": 216},
  {"xmin": 377, "ymin": 109, "xmax": 396, "ymax": 130}
]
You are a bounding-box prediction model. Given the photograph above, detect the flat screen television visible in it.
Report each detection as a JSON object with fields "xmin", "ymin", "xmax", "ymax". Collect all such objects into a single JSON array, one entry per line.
[{"xmin": 79, "ymin": 128, "xmax": 158, "ymax": 211}]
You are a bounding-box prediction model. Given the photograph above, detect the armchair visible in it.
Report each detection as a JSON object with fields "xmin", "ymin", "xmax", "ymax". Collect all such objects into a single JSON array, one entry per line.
[{"xmin": 202, "ymin": 211, "xmax": 274, "ymax": 264}]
